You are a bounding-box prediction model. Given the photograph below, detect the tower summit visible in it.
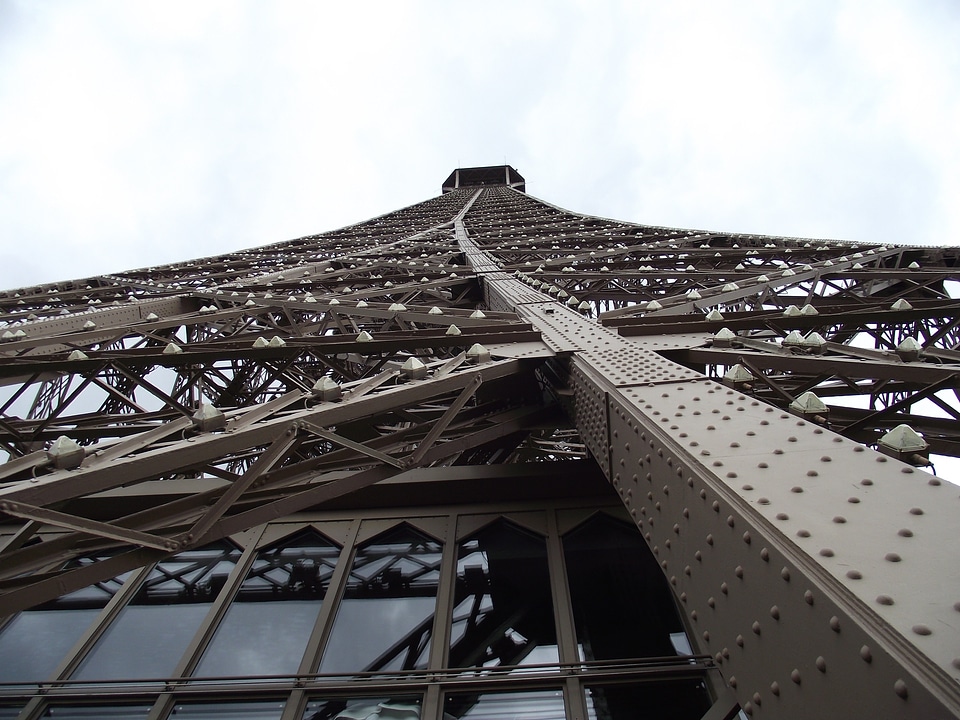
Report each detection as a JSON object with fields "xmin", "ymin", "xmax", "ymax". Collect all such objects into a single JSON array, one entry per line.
[
  {"xmin": 0, "ymin": 167, "xmax": 958, "ymax": 719},
  {"xmin": 442, "ymin": 164, "xmax": 525, "ymax": 193}
]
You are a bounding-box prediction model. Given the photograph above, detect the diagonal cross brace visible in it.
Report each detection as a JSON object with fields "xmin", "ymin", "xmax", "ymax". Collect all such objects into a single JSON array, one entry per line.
[{"xmin": 0, "ymin": 500, "xmax": 179, "ymax": 552}]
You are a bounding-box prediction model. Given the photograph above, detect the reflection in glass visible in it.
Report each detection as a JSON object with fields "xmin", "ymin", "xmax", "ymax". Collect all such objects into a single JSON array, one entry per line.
[
  {"xmin": 0, "ymin": 555, "xmax": 130, "ymax": 683},
  {"xmin": 449, "ymin": 520, "xmax": 558, "ymax": 669},
  {"xmin": 319, "ymin": 525, "xmax": 442, "ymax": 674},
  {"xmin": 194, "ymin": 530, "xmax": 341, "ymax": 678},
  {"xmin": 43, "ymin": 705, "xmax": 151, "ymax": 718},
  {"xmin": 584, "ymin": 681, "xmax": 711, "ymax": 720},
  {"xmin": 73, "ymin": 541, "xmax": 241, "ymax": 680},
  {"xmin": 302, "ymin": 696, "xmax": 422, "ymax": 720},
  {"xmin": 169, "ymin": 701, "xmax": 285, "ymax": 719},
  {"xmin": 563, "ymin": 515, "xmax": 691, "ymax": 661},
  {"xmin": 443, "ymin": 690, "xmax": 564, "ymax": 719}
]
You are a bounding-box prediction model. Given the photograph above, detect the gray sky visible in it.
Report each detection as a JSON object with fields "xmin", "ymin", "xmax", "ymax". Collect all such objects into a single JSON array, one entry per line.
[{"xmin": 1, "ymin": 0, "xmax": 959, "ymax": 290}]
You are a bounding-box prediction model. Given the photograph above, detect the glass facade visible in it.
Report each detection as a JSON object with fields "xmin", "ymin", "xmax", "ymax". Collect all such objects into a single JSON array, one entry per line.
[
  {"xmin": 449, "ymin": 520, "xmax": 558, "ymax": 670},
  {"xmin": 0, "ymin": 506, "xmax": 712, "ymax": 719},
  {"xmin": 195, "ymin": 530, "xmax": 341, "ymax": 678},
  {"xmin": 0, "ymin": 556, "xmax": 130, "ymax": 684},
  {"xmin": 73, "ymin": 542, "xmax": 241, "ymax": 681},
  {"xmin": 319, "ymin": 526, "xmax": 442, "ymax": 675}
]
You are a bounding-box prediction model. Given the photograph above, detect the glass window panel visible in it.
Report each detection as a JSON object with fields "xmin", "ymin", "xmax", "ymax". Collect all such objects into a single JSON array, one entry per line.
[
  {"xmin": 0, "ymin": 609, "xmax": 100, "ymax": 683},
  {"xmin": 449, "ymin": 520, "xmax": 558, "ymax": 670},
  {"xmin": 0, "ymin": 554, "xmax": 130, "ymax": 683},
  {"xmin": 302, "ymin": 696, "xmax": 422, "ymax": 720},
  {"xmin": 194, "ymin": 530, "xmax": 340, "ymax": 678},
  {"xmin": 73, "ymin": 541, "xmax": 241, "ymax": 681},
  {"xmin": 0, "ymin": 707, "xmax": 24, "ymax": 720},
  {"xmin": 319, "ymin": 526, "xmax": 442, "ymax": 675},
  {"xmin": 563, "ymin": 515, "xmax": 691, "ymax": 661},
  {"xmin": 584, "ymin": 680, "xmax": 711, "ymax": 720},
  {"xmin": 43, "ymin": 706, "xmax": 151, "ymax": 719},
  {"xmin": 444, "ymin": 690, "xmax": 565, "ymax": 720},
  {"xmin": 169, "ymin": 701, "xmax": 285, "ymax": 719}
]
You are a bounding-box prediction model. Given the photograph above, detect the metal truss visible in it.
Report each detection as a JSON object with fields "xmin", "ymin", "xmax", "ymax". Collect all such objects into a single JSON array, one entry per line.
[{"xmin": 1, "ymin": 168, "xmax": 959, "ymax": 718}]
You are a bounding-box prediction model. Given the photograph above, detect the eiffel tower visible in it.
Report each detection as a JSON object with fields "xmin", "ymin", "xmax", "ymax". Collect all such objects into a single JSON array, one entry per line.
[{"xmin": 0, "ymin": 165, "xmax": 958, "ymax": 720}]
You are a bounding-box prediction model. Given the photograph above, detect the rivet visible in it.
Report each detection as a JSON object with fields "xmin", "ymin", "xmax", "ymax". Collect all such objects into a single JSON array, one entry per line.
[
  {"xmin": 673, "ymin": 523, "xmax": 681, "ymax": 534},
  {"xmin": 770, "ymin": 605, "xmax": 780, "ymax": 620},
  {"xmin": 791, "ymin": 486, "xmax": 803, "ymax": 493},
  {"xmin": 846, "ymin": 570, "xmax": 862, "ymax": 579},
  {"xmin": 816, "ymin": 656, "xmax": 826, "ymax": 672},
  {"xmin": 735, "ymin": 565, "xmax": 744, "ymax": 578},
  {"xmin": 727, "ymin": 515, "xmax": 736, "ymax": 528},
  {"xmin": 736, "ymin": 635, "xmax": 744, "ymax": 647},
  {"xmin": 670, "ymin": 575, "xmax": 677, "ymax": 585},
  {"xmin": 721, "ymin": 582, "xmax": 729, "ymax": 594},
  {"xmin": 752, "ymin": 693, "xmax": 762, "ymax": 707},
  {"xmin": 758, "ymin": 462, "xmax": 768, "ymax": 469},
  {"xmin": 702, "ymin": 631, "xmax": 710, "ymax": 642},
  {"xmin": 684, "ymin": 565, "xmax": 692, "ymax": 576},
  {"xmin": 683, "ymin": 507, "xmax": 690, "ymax": 518},
  {"xmin": 847, "ymin": 497, "xmax": 860, "ymax": 504},
  {"xmin": 885, "ymin": 552, "xmax": 901, "ymax": 562},
  {"xmin": 877, "ymin": 456, "xmax": 887, "ymax": 463},
  {"xmin": 898, "ymin": 528, "xmax": 913, "ymax": 537},
  {"xmin": 713, "ymin": 501, "xmax": 720, "ymax": 512},
  {"xmin": 680, "ymin": 592, "xmax": 687, "ymax": 602},
  {"xmin": 742, "ymin": 531, "xmax": 751, "ymax": 544},
  {"xmin": 776, "ymin": 513, "xmax": 789, "ymax": 520},
  {"xmin": 909, "ymin": 507, "xmax": 924, "ymax": 515},
  {"xmin": 829, "ymin": 616, "xmax": 840, "ymax": 632},
  {"xmin": 791, "ymin": 669, "xmax": 801, "ymax": 684},
  {"xmin": 700, "ymin": 489, "xmax": 707, "ymax": 499},
  {"xmin": 807, "ymin": 470, "xmax": 818, "ymax": 477},
  {"xmin": 819, "ymin": 548, "xmax": 834, "ymax": 557},
  {"xmin": 788, "ymin": 436, "xmax": 797, "ymax": 442},
  {"xmin": 707, "ymin": 534, "xmax": 714, "ymax": 546},
  {"xmin": 752, "ymin": 621, "xmax": 761, "ymax": 635},
  {"xmin": 708, "ymin": 596, "xmax": 716, "ymax": 608},
  {"xmin": 781, "ymin": 567, "xmax": 791, "ymax": 581},
  {"xmin": 665, "ymin": 539, "xmax": 672, "ymax": 549},
  {"xmin": 894, "ymin": 679, "xmax": 908, "ymax": 699},
  {"xmin": 797, "ymin": 529, "xmax": 810, "ymax": 538},
  {"xmin": 877, "ymin": 594, "xmax": 895, "ymax": 606},
  {"xmin": 760, "ymin": 547, "xmax": 770, "ymax": 561},
  {"xmin": 722, "ymin": 647, "xmax": 730, "ymax": 659},
  {"xmin": 820, "ymin": 456, "xmax": 832, "ymax": 462},
  {"xmin": 860, "ymin": 646, "xmax": 872, "ymax": 663},
  {"xmin": 804, "ymin": 590, "xmax": 814, "ymax": 605},
  {"xmin": 770, "ymin": 681, "xmax": 780, "ymax": 696},
  {"xmin": 928, "ymin": 477, "xmax": 941, "ymax": 486},
  {"xmin": 912, "ymin": 624, "xmax": 932, "ymax": 636},
  {"xmin": 691, "ymin": 610, "xmax": 698, "ymax": 621},
  {"xmin": 861, "ymin": 478, "xmax": 873, "ymax": 485},
  {"xmin": 758, "ymin": 497, "xmax": 770, "ymax": 505},
  {"xmin": 695, "ymin": 551, "xmax": 702, "ymax": 561},
  {"xmin": 954, "ymin": 601, "xmax": 960, "ymax": 613}
]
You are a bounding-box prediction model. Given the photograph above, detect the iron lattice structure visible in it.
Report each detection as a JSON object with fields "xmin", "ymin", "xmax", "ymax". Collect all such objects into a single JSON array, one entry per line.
[{"xmin": 0, "ymin": 166, "xmax": 958, "ymax": 719}]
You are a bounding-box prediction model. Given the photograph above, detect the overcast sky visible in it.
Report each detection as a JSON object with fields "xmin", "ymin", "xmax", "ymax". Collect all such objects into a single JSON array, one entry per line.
[{"xmin": 1, "ymin": 1, "xmax": 958, "ymax": 290}]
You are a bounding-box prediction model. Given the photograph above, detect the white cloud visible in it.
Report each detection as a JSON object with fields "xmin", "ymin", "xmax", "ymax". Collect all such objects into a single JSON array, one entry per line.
[{"xmin": 0, "ymin": 0, "xmax": 958, "ymax": 289}]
